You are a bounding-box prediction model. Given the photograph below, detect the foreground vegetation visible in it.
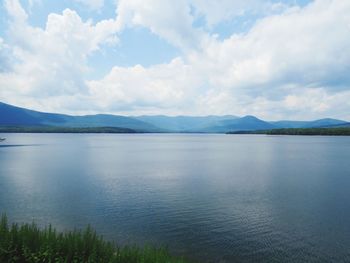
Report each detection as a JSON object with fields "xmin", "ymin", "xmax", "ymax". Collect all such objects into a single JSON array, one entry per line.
[
  {"xmin": 0, "ymin": 126, "xmax": 139, "ymax": 134},
  {"xmin": 228, "ymin": 127, "xmax": 350, "ymax": 136},
  {"xmin": 0, "ymin": 215, "xmax": 190, "ymax": 263}
]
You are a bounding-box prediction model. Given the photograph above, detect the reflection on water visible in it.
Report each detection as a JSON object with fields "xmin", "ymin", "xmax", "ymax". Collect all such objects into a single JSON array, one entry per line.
[{"xmin": 0, "ymin": 133, "xmax": 350, "ymax": 262}]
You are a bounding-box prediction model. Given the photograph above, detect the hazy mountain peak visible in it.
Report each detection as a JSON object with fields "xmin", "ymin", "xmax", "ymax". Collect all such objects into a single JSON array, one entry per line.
[{"xmin": 0, "ymin": 102, "xmax": 348, "ymax": 133}]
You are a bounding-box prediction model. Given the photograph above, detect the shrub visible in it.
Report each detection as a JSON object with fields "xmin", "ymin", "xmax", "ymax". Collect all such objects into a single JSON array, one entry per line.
[{"xmin": 0, "ymin": 214, "xmax": 190, "ymax": 263}]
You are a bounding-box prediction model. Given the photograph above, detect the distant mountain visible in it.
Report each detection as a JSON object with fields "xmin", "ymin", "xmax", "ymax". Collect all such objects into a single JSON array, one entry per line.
[
  {"xmin": 270, "ymin": 120, "xmax": 310, "ymax": 128},
  {"xmin": 0, "ymin": 102, "xmax": 63, "ymax": 126},
  {"xmin": 0, "ymin": 102, "xmax": 159, "ymax": 132},
  {"xmin": 196, "ymin": 117, "xmax": 348, "ymax": 133},
  {"xmin": 303, "ymin": 118, "xmax": 348, "ymax": 128},
  {"xmin": 271, "ymin": 118, "xmax": 348, "ymax": 129},
  {"xmin": 199, "ymin": 115, "xmax": 276, "ymax": 133},
  {"xmin": 135, "ymin": 115, "xmax": 238, "ymax": 132},
  {"xmin": 0, "ymin": 101, "xmax": 348, "ymax": 133},
  {"xmin": 0, "ymin": 126, "xmax": 138, "ymax": 133}
]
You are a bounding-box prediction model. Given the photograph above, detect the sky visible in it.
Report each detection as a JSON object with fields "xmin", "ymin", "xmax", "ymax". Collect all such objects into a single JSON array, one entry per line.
[{"xmin": 0, "ymin": 0, "xmax": 349, "ymax": 120}]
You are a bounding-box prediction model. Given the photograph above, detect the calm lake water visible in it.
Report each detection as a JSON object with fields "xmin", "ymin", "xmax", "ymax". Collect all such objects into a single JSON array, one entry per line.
[{"xmin": 0, "ymin": 134, "xmax": 350, "ymax": 262}]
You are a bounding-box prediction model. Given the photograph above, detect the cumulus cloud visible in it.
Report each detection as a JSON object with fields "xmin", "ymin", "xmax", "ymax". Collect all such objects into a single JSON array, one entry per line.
[
  {"xmin": 115, "ymin": 0, "xmax": 207, "ymax": 51},
  {"xmin": 87, "ymin": 58, "xmax": 203, "ymax": 114},
  {"xmin": 189, "ymin": 0, "xmax": 350, "ymax": 91},
  {"xmin": 113, "ymin": 0, "xmax": 287, "ymax": 49},
  {"xmin": 106, "ymin": 0, "xmax": 350, "ymax": 118},
  {"xmin": 1, "ymin": 0, "xmax": 350, "ymax": 120},
  {"xmin": 4, "ymin": 0, "xmax": 28, "ymax": 22},
  {"xmin": 0, "ymin": 0, "xmax": 118, "ymax": 108}
]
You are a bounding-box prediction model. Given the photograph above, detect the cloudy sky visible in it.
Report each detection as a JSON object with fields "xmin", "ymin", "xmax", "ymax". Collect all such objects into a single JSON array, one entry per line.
[{"xmin": 0, "ymin": 0, "xmax": 349, "ymax": 120}]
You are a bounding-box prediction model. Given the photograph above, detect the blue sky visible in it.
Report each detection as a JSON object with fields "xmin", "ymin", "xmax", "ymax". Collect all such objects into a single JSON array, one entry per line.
[{"xmin": 0, "ymin": 0, "xmax": 349, "ymax": 120}]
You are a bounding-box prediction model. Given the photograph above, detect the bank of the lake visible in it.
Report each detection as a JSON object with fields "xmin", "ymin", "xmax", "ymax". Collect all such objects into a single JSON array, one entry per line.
[{"xmin": 227, "ymin": 127, "xmax": 350, "ymax": 135}]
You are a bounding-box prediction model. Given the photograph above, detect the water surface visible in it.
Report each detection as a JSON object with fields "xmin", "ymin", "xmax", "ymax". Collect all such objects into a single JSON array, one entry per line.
[{"xmin": 0, "ymin": 134, "xmax": 350, "ymax": 262}]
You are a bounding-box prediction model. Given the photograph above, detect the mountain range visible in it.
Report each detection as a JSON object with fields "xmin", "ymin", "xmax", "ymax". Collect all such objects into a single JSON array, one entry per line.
[{"xmin": 0, "ymin": 102, "xmax": 349, "ymax": 133}]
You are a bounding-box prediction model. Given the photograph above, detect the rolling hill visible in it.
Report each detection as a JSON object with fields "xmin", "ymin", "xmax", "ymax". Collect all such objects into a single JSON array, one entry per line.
[
  {"xmin": 0, "ymin": 101, "xmax": 348, "ymax": 133},
  {"xmin": 271, "ymin": 118, "xmax": 348, "ymax": 128},
  {"xmin": 134, "ymin": 115, "xmax": 238, "ymax": 132},
  {"xmin": 0, "ymin": 102, "xmax": 159, "ymax": 132},
  {"xmin": 198, "ymin": 115, "xmax": 276, "ymax": 133}
]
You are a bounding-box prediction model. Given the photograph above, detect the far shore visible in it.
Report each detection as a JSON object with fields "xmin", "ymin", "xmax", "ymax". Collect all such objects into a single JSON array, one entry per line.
[
  {"xmin": 227, "ymin": 127, "xmax": 350, "ymax": 136},
  {"xmin": 1, "ymin": 126, "xmax": 350, "ymax": 136}
]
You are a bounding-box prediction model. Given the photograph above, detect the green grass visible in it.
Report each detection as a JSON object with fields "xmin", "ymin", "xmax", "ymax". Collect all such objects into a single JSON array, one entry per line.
[{"xmin": 0, "ymin": 214, "xmax": 191, "ymax": 263}]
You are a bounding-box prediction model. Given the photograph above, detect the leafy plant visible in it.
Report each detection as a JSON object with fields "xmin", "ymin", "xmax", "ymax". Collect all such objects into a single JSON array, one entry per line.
[{"xmin": 0, "ymin": 214, "xmax": 190, "ymax": 263}]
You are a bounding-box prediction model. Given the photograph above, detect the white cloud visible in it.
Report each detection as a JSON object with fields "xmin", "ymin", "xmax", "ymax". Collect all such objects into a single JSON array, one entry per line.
[
  {"xmin": 4, "ymin": 0, "xmax": 28, "ymax": 22},
  {"xmin": 115, "ymin": 0, "xmax": 207, "ymax": 51},
  {"xmin": 0, "ymin": 0, "xmax": 119, "ymax": 106},
  {"xmin": 113, "ymin": 0, "xmax": 287, "ymax": 49},
  {"xmin": 179, "ymin": 0, "xmax": 350, "ymax": 120},
  {"xmin": 87, "ymin": 58, "xmax": 203, "ymax": 114},
  {"xmin": 189, "ymin": 0, "xmax": 350, "ymax": 91},
  {"xmin": 277, "ymin": 87, "xmax": 350, "ymax": 120},
  {"xmin": 1, "ymin": 0, "xmax": 350, "ymax": 120}
]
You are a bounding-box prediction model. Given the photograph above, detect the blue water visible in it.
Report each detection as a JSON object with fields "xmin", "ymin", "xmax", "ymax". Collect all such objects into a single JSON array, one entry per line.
[{"xmin": 0, "ymin": 134, "xmax": 350, "ymax": 262}]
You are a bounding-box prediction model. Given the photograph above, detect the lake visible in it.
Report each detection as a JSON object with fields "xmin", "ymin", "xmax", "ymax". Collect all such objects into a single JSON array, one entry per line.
[{"xmin": 0, "ymin": 133, "xmax": 350, "ymax": 262}]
